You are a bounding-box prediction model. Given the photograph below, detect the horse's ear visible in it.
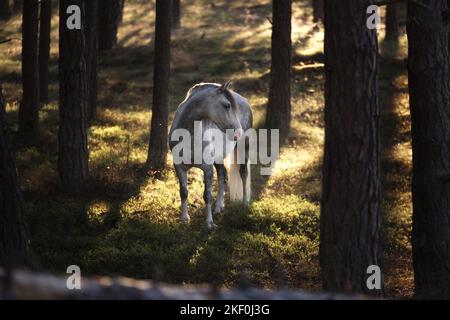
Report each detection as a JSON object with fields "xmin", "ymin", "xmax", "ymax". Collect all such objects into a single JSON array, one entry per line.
[{"xmin": 218, "ymin": 81, "xmax": 232, "ymax": 92}]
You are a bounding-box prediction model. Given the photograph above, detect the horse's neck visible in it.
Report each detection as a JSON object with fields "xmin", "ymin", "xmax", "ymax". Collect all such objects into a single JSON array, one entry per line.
[
  {"xmin": 201, "ymin": 118, "xmax": 219, "ymax": 137},
  {"xmin": 173, "ymin": 102, "xmax": 206, "ymax": 132},
  {"xmin": 174, "ymin": 105, "xmax": 222, "ymax": 143}
]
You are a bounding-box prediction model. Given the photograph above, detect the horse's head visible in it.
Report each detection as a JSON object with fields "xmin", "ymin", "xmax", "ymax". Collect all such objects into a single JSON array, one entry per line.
[{"xmin": 204, "ymin": 81, "xmax": 243, "ymax": 141}]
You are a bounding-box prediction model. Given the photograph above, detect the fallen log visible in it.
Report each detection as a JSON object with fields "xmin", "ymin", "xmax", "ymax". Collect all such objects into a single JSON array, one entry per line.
[{"xmin": 0, "ymin": 268, "xmax": 367, "ymax": 300}]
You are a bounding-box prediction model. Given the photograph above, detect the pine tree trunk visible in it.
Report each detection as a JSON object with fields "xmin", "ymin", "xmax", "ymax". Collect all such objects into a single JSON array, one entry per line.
[
  {"xmin": 0, "ymin": 85, "xmax": 30, "ymax": 267},
  {"xmin": 58, "ymin": 0, "xmax": 89, "ymax": 191},
  {"xmin": 320, "ymin": 0, "xmax": 382, "ymax": 295},
  {"xmin": 86, "ymin": 0, "xmax": 98, "ymax": 122},
  {"xmin": 13, "ymin": 0, "xmax": 21, "ymax": 12},
  {"xmin": 172, "ymin": 0, "xmax": 180, "ymax": 29},
  {"xmin": 407, "ymin": 0, "xmax": 450, "ymax": 299},
  {"xmin": 265, "ymin": 0, "xmax": 292, "ymax": 138},
  {"xmin": 98, "ymin": 0, "xmax": 123, "ymax": 51},
  {"xmin": 0, "ymin": 0, "xmax": 12, "ymax": 20},
  {"xmin": 19, "ymin": 0, "xmax": 39, "ymax": 136},
  {"xmin": 385, "ymin": 3, "xmax": 399, "ymax": 42},
  {"xmin": 39, "ymin": 0, "xmax": 52, "ymax": 104},
  {"xmin": 147, "ymin": 0, "xmax": 172, "ymax": 171},
  {"xmin": 313, "ymin": 0, "xmax": 323, "ymax": 23}
]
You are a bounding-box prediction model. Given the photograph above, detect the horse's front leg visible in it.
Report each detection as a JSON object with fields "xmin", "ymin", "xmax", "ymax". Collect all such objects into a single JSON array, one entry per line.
[
  {"xmin": 203, "ymin": 165, "xmax": 215, "ymax": 229},
  {"xmin": 214, "ymin": 163, "xmax": 227, "ymax": 214},
  {"xmin": 175, "ymin": 165, "xmax": 189, "ymax": 223}
]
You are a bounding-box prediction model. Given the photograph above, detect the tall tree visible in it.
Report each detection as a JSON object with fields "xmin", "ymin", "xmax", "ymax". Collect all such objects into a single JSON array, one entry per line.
[
  {"xmin": 265, "ymin": 0, "xmax": 292, "ymax": 138},
  {"xmin": 407, "ymin": 0, "xmax": 450, "ymax": 298},
  {"xmin": 38, "ymin": 0, "xmax": 52, "ymax": 104},
  {"xmin": 58, "ymin": 0, "xmax": 89, "ymax": 191},
  {"xmin": 0, "ymin": 84, "xmax": 30, "ymax": 266},
  {"xmin": 172, "ymin": 0, "xmax": 180, "ymax": 29},
  {"xmin": 313, "ymin": 0, "xmax": 323, "ymax": 23},
  {"xmin": 13, "ymin": 0, "xmax": 21, "ymax": 12},
  {"xmin": 385, "ymin": 3, "xmax": 399, "ymax": 42},
  {"xmin": 320, "ymin": 0, "xmax": 382, "ymax": 295},
  {"xmin": 147, "ymin": 0, "xmax": 172, "ymax": 171},
  {"xmin": 98, "ymin": 0, "xmax": 124, "ymax": 51},
  {"xmin": 0, "ymin": 0, "xmax": 12, "ymax": 20},
  {"xmin": 19, "ymin": 0, "xmax": 39, "ymax": 136},
  {"xmin": 86, "ymin": 0, "xmax": 99, "ymax": 121}
]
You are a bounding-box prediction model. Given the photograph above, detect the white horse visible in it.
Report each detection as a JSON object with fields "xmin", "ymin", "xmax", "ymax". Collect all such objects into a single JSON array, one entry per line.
[{"xmin": 169, "ymin": 82, "xmax": 253, "ymax": 229}]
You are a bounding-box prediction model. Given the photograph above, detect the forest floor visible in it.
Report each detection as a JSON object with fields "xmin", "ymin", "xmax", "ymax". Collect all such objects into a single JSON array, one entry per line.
[{"xmin": 0, "ymin": 0, "xmax": 413, "ymax": 297}]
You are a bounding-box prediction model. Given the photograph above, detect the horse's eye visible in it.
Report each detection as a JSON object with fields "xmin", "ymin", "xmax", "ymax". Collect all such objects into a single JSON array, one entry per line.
[{"xmin": 223, "ymin": 102, "xmax": 231, "ymax": 109}]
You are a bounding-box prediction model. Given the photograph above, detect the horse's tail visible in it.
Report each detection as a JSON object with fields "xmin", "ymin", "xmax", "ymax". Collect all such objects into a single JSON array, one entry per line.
[{"xmin": 227, "ymin": 148, "xmax": 251, "ymax": 203}]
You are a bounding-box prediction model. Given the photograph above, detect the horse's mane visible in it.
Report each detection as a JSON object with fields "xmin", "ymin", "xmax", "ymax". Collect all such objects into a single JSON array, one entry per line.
[
  {"xmin": 184, "ymin": 82, "xmax": 239, "ymax": 114},
  {"xmin": 185, "ymin": 82, "xmax": 218, "ymax": 99}
]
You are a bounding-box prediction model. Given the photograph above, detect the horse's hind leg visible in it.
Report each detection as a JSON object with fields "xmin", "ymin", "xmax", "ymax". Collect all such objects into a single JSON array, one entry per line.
[
  {"xmin": 239, "ymin": 164, "xmax": 249, "ymax": 206},
  {"xmin": 203, "ymin": 165, "xmax": 215, "ymax": 229},
  {"xmin": 239, "ymin": 138, "xmax": 251, "ymax": 205},
  {"xmin": 214, "ymin": 163, "xmax": 227, "ymax": 214},
  {"xmin": 174, "ymin": 165, "xmax": 189, "ymax": 223}
]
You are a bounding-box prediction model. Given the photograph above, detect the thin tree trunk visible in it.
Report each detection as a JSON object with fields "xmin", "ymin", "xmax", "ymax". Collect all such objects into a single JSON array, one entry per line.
[
  {"xmin": 172, "ymin": 0, "xmax": 180, "ymax": 29},
  {"xmin": 19, "ymin": 0, "xmax": 39, "ymax": 136},
  {"xmin": 13, "ymin": 0, "xmax": 21, "ymax": 12},
  {"xmin": 0, "ymin": 84, "xmax": 30, "ymax": 267},
  {"xmin": 147, "ymin": 0, "xmax": 172, "ymax": 171},
  {"xmin": 265, "ymin": 0, "xmax": 292, "ymax": 138},
  {"xmin": 58, "ymin": 0, "xmax": 89, "ymax": 191},
  {"xmin": 320, "ymin": 0, "xmax": 382, "ymax": 295},
  {"xmin": 313, "ymin": 0, "xmax": 323, "ymax": 23},
  {"xmin": 39, "ymin": 0, "xmax": 52, "ymax": 104},
  {"xmin": 385, "ymin": 3, "xmax": 399, "ymax": 42},
  {"xmin": 98, "ymin": 0, "xmax": 123, "ymax": 51},
  {"xmin": 407, "ymin": 0, "xmax": 450, "ymax": 299},
  {"xmin": 0, "ymin": 0, "xmax": 12, "ymax": 20},
  {"xmin": 86, "ymin": 0, "xmax": 98, "ymax": 122}
]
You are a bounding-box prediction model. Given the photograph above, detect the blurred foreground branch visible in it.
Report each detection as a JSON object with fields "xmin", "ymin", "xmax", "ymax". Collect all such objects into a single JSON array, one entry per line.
[
  {"xmin": 0, "ymin": 268, "xmax": 366, "ymax": 300},
  {"xmin": 374, "ymin": 0, "xmax": 405, "ymax": 6},
  {"xmin": 374, "ymin": 0, "xmax": 427, "ymax": 9}
]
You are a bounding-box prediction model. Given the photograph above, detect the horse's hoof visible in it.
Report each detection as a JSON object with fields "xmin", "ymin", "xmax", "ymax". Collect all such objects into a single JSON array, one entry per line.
[
  {"xmin": 207, "ymin": 221, "xmax": 217, "ymax": 230},
  {"xmin": 214, "ymin": 202, "xmax": 225, "ymax": 214},
  {"xmin": 180, "ymin": 215, "xmax": 191, "ymax": 224}
]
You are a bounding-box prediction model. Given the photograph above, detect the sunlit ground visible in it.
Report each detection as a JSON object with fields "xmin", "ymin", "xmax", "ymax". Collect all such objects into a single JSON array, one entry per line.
[{"xmin": 0, "ymin": 0, "xmax": 412, "ymax": 296}]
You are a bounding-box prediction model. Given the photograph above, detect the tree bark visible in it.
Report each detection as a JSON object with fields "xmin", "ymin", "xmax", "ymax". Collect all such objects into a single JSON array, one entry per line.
[
  {"xmin": 58, "ymin": 0, "xmax": 89, "ymax": 191},
  {"xmin": 313, "ymin": 0, "xmax": 323, "ymax": 23},
  {"xmin": 265, "ymin": 0, "xmax": 292, "ymax": 138},
  {"xmin": 19, "ymin": 0, "xmax": 39, "ymax": 136},
  {"xmin": 38, "ymin": 0, "xmax": 52, "ymax": 104},
  {"xmin": 320, "ymin": 0, "xmax": 382, "ymax": 295},
  {"xmin": 13, "ymin": 0, "xmax": 21, "ymax": 12},
  {"xmin": 172, "ymin": 0, "xmax": 180, "ymax": 29},
  {"xmin": 385, "ymin": 3, "xmax": 399, "ymax": 42},
  {"xmin": 98, "ymin": 0, "xmax": 123, "ymax": 51},
  {"xmin": 0, "ymin": 0, "xmax": 12, "ymax": 20},
  {"xmin": 147, "ymin": 0, "xmax": 172, "ymax": 171},
  {"xmin": 0, "ymin": 85, "xmax": 30, "ymax": 267},
  {"xmin": 86, "ymin": 0, "xmax": 98, "ymax": 122},
  {"xmin": 407, "ymin": 0, "xmax": 450, "ymax": 299}
]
